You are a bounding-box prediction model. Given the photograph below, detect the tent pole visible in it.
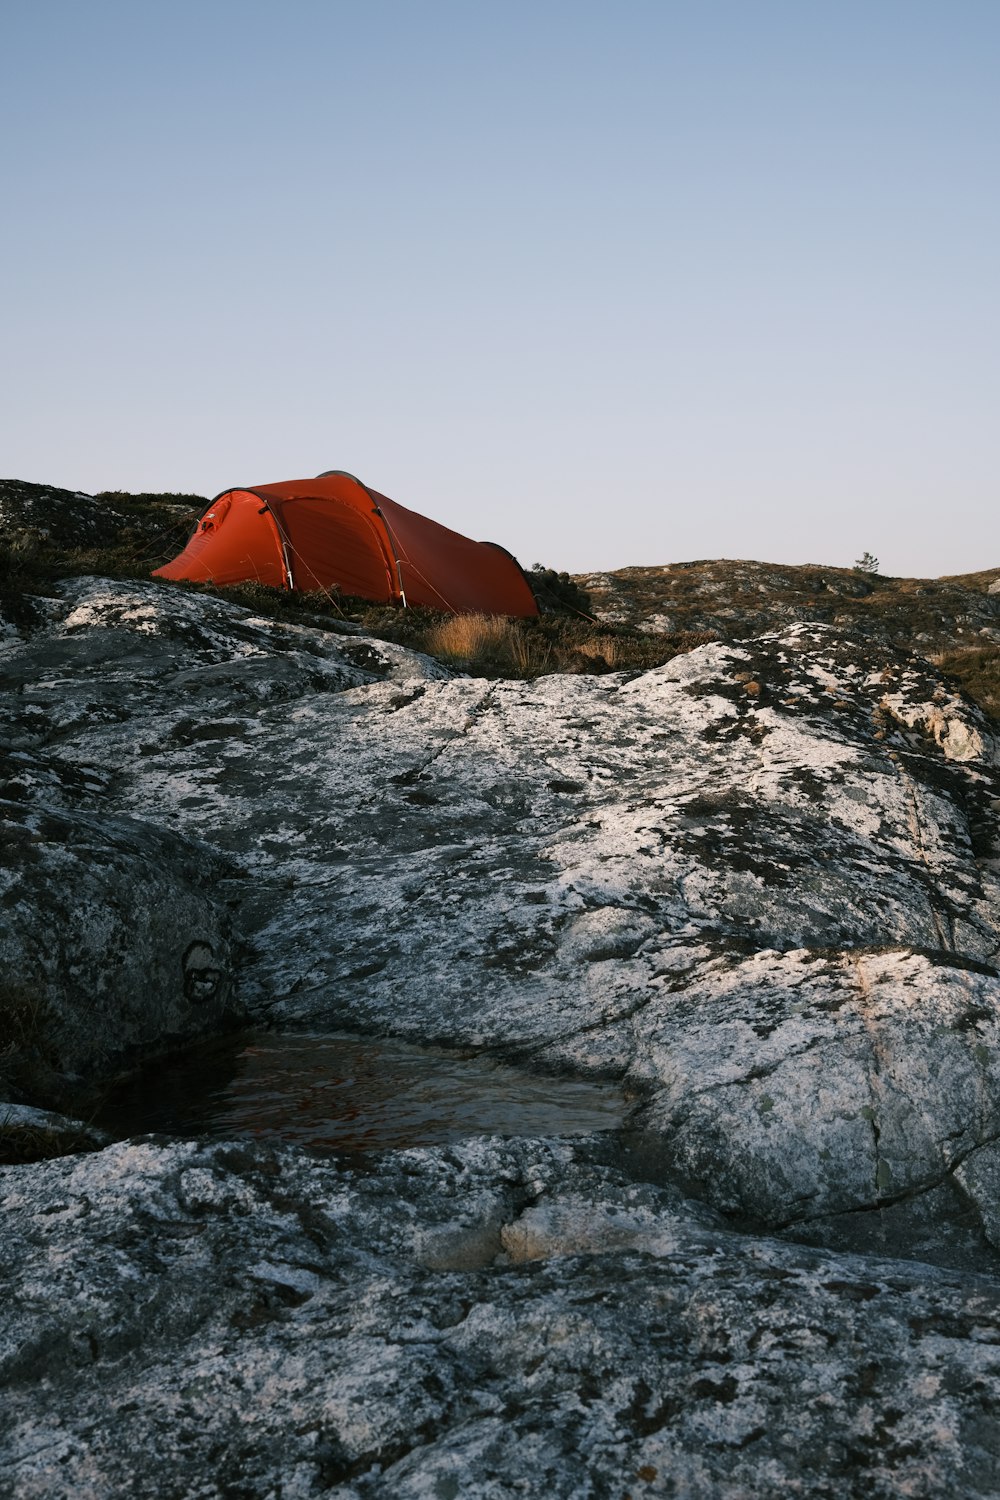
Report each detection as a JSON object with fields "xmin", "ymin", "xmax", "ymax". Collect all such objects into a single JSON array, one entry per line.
[
  {"xmin": 260, "ymin": 498, "xmax": 296, "ymax": 590},
  {"xmin": 370, "ymin": 501, "xmax": 408, "ymax": 607}
]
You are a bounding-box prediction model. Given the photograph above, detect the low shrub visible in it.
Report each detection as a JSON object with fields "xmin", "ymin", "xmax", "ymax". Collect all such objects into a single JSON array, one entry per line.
[
  {"xmin": 932, "ymin": 647, "xmax": 1000, "ymax": 723},
  {"xmin": 528, "ymin": 565, "xmax": 593, "ymax": 617},
  {"xmin": 94, "ymin": 490, "xmax": 207, "ymax": 511},
  {"xmin": 0, "ymin": 489, "xmax": 204, "ymax": 627}
]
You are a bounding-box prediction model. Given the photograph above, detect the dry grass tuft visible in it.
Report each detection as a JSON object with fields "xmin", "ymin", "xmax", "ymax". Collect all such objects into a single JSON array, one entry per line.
[
  {"xmin": 423, "ymin": 613, "xmax": 513, "ymax": 659},
  {"xmin": 421, "ymin": 614, "xmax": 553, "ymax": 676},
  {"xmin": 414, "ymin": 615, "xmax": 713, "ymax": 679},
  {"xmin": 572, "ymin": 636, "xmax": 624, "ymax": 668}
]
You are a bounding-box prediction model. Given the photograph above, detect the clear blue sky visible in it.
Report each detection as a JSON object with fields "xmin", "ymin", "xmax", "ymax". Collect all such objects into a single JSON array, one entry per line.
[{"xmin": 2, "ymin": 1, "xmax": 997, "ymax": 576}]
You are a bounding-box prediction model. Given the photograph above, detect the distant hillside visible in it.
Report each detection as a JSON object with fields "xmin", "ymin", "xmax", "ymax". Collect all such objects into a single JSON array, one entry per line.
[
  {"xmin": 576, "ymin": 558, "xmax": 1000, "ymax": 720},
  {"xmin": 2, "ymin": 480, "xmax": 997, "ymax": 719}
]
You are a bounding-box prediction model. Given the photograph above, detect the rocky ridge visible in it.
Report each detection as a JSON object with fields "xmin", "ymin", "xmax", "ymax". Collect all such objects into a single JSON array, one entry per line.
[
  {"xmin": 577, "ymin": 559, "xmax": 1000, "ymax": 685},
  {"xmin": 2, "ymin": 493, "xmax": 1000, "ymax": 1493}
]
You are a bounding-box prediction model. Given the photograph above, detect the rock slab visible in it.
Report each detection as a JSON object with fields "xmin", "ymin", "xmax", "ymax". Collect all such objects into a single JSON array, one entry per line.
[
  {"xmin": 5, "ymin": 1137, "xmax": 1000, "ymax": 1499},
  {"xmin": 2, "ymin": 573, "xmax": 1000, "ymax": 1495}
]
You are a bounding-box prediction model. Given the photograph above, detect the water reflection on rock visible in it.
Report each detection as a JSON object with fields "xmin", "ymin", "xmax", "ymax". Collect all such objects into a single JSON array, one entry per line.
[{"xmin": 97, "ymin": 1031, "xmax": 628, "ymax": 1153}]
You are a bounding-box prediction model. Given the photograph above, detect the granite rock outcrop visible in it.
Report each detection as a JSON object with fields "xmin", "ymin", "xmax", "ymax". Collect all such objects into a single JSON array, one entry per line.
[
  {"xmin": 6, "ymin": 1137, "xmax": 1000, "ymax": 1498},
  {"xmin": 2, "ymin": 560, "xmax": 1000, "ymax": 1495}
]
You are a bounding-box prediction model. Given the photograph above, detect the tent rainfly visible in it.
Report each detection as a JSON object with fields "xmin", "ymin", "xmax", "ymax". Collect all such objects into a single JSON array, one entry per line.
[{"xmin": 153, "ymin": 470, "xmax": 539, "ymax": 617}]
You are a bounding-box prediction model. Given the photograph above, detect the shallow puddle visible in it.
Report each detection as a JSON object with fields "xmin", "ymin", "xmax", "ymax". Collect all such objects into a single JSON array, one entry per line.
[{"xmin": 96, "ymin": 1031, "xmax": 627, "ymax": 1154}]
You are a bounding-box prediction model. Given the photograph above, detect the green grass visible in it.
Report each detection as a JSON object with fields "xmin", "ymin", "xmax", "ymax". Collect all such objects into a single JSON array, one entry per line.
[{"xmin": 0, "ymin": 490, "xmax": 201, "ymax": 616}]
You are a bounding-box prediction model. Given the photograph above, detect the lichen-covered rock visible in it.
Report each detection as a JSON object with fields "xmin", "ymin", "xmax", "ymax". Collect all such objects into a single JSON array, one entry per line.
[
  {"xmin": 0, "ymin": 795, "xmax": 239, "ymax": 1107},
  {"xmin": 3, "ymin": 1136, "xmax": 1000, "ymax": 1498},
  {"xmin": 622, "ymin": 945, "xmax": 1000, "ymax": 1234},
  {"xmin": 0, "ymin": 479, "xmax": 130, "ymax": 549},
  {"xmin": 576, "ymin": 556, "xmax": 1000, "ymax": 655},
  {"xmin": 1, "ymin": 582, "xmax": 999, "ymax": 1235},
  {"xmin": 3, "ymin": 568, "xmax": 1000, "ymax": 1494},
  {"xmin": 0, "ymin": 579, "xmax": 442, "ymax": 1109}
]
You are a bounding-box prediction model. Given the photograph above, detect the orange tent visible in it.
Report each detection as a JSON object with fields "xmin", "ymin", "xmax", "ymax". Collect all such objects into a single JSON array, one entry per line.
[{"xmin": 153, "ymin": 470, "xmax": 540, "ymax": 617}]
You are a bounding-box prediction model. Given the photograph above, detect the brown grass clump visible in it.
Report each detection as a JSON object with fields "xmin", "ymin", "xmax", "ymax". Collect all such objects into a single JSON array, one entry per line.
[
  {"xmin": 412, "ymin": 612, "xmax": 717, "ymax": 679},
  {"xmin": 421, "ymin": 614, "xmax": 553, "ymax": 676},
  {"xmin": 422, "ymin": 613, "xmax": 512, "ymax": 659},
  {"xmin": 572, "ymin": 635, "xmax": 624, "ymax": 668}
]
